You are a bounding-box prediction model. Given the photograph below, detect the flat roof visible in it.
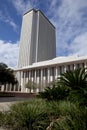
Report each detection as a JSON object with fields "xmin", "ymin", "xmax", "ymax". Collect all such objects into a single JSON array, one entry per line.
[
  {"xmin": 15, "ymin": 55, "xmax": 87, "ymax": 71},
  {"xmin": 23, "ymin": 9, "xmax": 55, "ymax": 29}
]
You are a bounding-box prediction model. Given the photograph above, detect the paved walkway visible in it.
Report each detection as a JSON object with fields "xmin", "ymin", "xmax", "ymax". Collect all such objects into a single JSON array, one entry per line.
[{"xmin": 0, "ymin": 97, "xmax": 31, "ymax": 111}]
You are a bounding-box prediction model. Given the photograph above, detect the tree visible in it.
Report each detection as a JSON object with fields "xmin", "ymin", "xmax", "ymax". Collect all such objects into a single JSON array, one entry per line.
[
  {"xmin": 58, "ymin": 68, "xmax": 87, "ymax": 105},
  {"xmin": 0, "ymin": 63, "xmax": 18, "ymax": 86},
  {"xmin": 39, "ymin": 80, "xmax": 69, "ymax": 101},
  {"xmin": 25, "ymin": 80, "xmax": 37, "ymax": 93},
  {"xmin": 59, "ymin": 68, "xmax": 87, "ymax": 90}
]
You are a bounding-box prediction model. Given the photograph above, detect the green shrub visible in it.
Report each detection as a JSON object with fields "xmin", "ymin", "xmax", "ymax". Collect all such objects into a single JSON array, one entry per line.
[
  {"xmin": 59, "ymin": 68, "xmax": 87, "ymax": 90},
  {"xmin": 58, "ymin": 68, "xmax": 87, "ymax": 106},
  {"xmin": 1, "ymin": 99, "xmax": 50, "ymax": 130},
  {"xmin": 46, "ymin": 101, "xmax": 87, "ymax": 130},
  {"xmin": 0, "ymin": 112, "xmax": 4, "ymax": 126},
  {"xmin": 0, "ymin": 99, "xmax": 87, "ymax": 130},
  {"xmin": 39, "ymin": 85, "xmax": 69, "ymax": 101},
  {"xmin": 69, "ymin": 88, "xmax": 87, "ymax": 106}
]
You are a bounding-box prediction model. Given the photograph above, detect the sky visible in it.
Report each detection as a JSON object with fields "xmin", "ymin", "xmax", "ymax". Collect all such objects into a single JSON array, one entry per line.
[{"xmin": 0, "ymin": 0, "xmax": 87, "ymax": 68}]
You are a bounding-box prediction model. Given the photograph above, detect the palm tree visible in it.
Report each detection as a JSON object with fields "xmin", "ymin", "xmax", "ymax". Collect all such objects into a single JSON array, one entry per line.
[
  {"xmin": 58, "ymin": 68, "xmax": 87, "ymax": 105},
  {"xmin": 59, "ymin": 68, "xmax": 87, "ymax": 90}
]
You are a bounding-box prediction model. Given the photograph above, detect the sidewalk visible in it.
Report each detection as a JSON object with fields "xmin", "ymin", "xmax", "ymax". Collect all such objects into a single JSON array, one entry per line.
[{"xmin": 0, "ymin": 97, "xmax": 31, "ymax": 111}]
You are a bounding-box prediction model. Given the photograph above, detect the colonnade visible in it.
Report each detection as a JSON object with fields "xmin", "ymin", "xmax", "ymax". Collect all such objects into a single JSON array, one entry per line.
[
  {"xmin": 17, "ymin": 62, "xmax": 86, "ymax": 93},
  {"xmin": 0, "ymin": 84, "xmax": 19, "ymax": 92},
  {"xmin": 1, "ymin": 61, "xmax": 86, "ymax": 93}
]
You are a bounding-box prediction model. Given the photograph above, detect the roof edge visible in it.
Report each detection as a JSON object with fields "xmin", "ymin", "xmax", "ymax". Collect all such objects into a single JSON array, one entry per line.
[{"xmin": 23, "ymin": 9, "xmax": 55, "ymax": 29}]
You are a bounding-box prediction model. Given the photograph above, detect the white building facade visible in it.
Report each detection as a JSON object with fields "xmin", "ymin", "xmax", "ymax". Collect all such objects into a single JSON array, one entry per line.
[
  {"xmin": 18, "ymin": 9, "xmax": 56, "ymax": 68},
  {"xmin": 16, "ymin": 56, "xmax": 87, "ymax": 93},
  {"xmin": 1, "ymin": 56, "xmax": 87, "ymax": 92}
]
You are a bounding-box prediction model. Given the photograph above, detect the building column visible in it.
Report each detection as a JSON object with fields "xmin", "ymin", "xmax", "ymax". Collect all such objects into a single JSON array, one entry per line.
[
  {"xmin": 29, "ymin": 71, "xmax": 31, "ymax": 81},
  {"xmin": 64, "ymin": 65, "xmax": 66, "ymax": 73},
  {"xmin": 21, "ymin": 71, "xmax": 25, "ymax": 92},
  {"xmin": 34, "ymin": 70, "xmax": 38, "ymax": 93},
  {"xmin": 34, "ymin": 70, "xmax": 36, "ymax": 83},
  {"xmin": 55, "ymin": 66, "xmax": 58, "ymax": 79},
  {"xmin": 1, "ymin": 85, "xmax": 4, "ymax": 92},
  {"xmin": 24, "ymin": 71, "xmax": 26, "ymax": 92},
  {"xmin": 84, "ymin": 62, "xmax": 87, "ymax": 68},
  {"xmin": 70, "ymin": 64, "xmax": 74, "ymax": 71},
  {"xmin": 9, "ymin": 84, "xmax": 12, "ymax": 91},
  {"xmin": 20, "ymin": 71, "xmax": 23, "ymax": 92},
  {"xmin": 13, "ymin": 84, "xmax": 16, "ymax": 91},
  {"xmin": 25, "ymin": 71, "xmax": 29, "ymax": 93},
  {"xmin": 40, "ymin": 69, "xmax": 43, "ymax": 91},
  {"xmin": 80, "ymin": 63, "xmax": 82, "ymax": 68},
  {"xmin": 6, "ymin": 84, "xmax": 8, "ymax": 91},
  {"xmin": 74, "ymin": 64, "xmax": 76, "ymax": 70},
  {"xmin": 18, "ymin": 71, "xmax": 23, "ymax": 91},
  {"xmin": 48, "ymin": 68, "xmax": 50, "ymax": 83},
  {"xmin": 57, "ymin": 66, "xmax": 60, "ymax": 77}
]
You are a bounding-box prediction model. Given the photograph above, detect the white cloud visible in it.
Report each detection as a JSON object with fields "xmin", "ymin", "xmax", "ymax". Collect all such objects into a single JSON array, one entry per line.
[
  {"xmin": 0, "ymin": 40, "xmax": 19, "ymax": 68},
  {"xmin": 0, "ymin": 10, "xmax": 18, "ymax": 31},
  {"xmin": 69, "ymin": 32, "xmax": 87, "ymax": 56},
  {"xmin": 47, "ymin": 0, "xmax": 87, "ymax": 56},
  {"xmin": 12, "ymin": 0, "xmax": 32, "ymax": 15}
]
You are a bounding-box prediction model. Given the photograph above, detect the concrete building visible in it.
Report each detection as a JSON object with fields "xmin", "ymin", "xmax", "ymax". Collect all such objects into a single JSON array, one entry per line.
[
  {"xmin": 16, "ymin": 56, "xmax": 87, "ymax": 92},
  {"xmin": 18, "ymin": 9, "xmax": 56, "ymax": 68},
  {"xmin": 1, "ymin": 9, "xmax": 87, "ymax": 92},
  {"xmin": 1, "ymin": 55, "xmax": 87, "ymax": 92}
]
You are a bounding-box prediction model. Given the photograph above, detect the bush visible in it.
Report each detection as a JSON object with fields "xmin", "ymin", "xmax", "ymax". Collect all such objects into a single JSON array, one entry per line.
[
  {"xmin": 0, "ymin": 99, "xmax": 87, "ymax": 130},
  {"xmin": 0, "ymin": 99, "xmax": 50, "ymax": 130},
  {"xmin": 39, "ymin": 84, "xmax": 69, "ymax": 101},
  {"xmin": 58, "ymin": 68, "xmax": 87, "ymax": 106},
  {"xmin": 46, "ymin": 101, "xmax": 87, "ymax": 130},
  {"xmin": 69, "ymin": 88, "xmax": 87, "ymax": 106}
]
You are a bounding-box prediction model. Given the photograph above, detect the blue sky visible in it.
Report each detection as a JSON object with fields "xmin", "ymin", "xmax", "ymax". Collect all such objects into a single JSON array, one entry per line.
[{"xmin": 0, "ymin": 0, "xmax": 87, "ymax": 67}]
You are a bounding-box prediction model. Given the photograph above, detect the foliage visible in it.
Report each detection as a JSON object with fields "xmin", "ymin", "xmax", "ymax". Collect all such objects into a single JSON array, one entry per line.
[
  {"xmin": 0, "ymin": 99, "xmax": 50, "ymax": 130},
  {"xmin": 59, "ymin": 68, "xmax": 87, "ymax": 90},
  {"xmin": 0, "ymin": 112, "xmax": 4, "ymax": 126},
  {"xmin": 39, "ymin": 81, "xmax": 69, "ymax": 101},
  {"xmin": 40, "ymin": 68, "xmax": 87, "ymax": 105},
  {"xmin": 46, "ymin": 101, "xmax": 87, "ymax": 130},
  {"xmin": 0, "ymin": 99, "xmax": 87, "ymax": 130},
  {"xmin": 0, "ymin": 62, "xmax": 18, "ymax": 85},
  {"xmin": 0, "ymin": 68, "xmax": 87, "ymax": 129},
  {"xmin": 25, "ymin": 80, "xmax": 37, "ymax": 93},
  {"xmin": 59, "ymin": 68, "xmax": 87, "ymax": 106}
]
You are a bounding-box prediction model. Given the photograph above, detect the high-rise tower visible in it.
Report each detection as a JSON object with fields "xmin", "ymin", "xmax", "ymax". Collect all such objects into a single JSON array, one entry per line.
[{"xmin": 18, "ymin": 9, "xmax": 56, "ymax": 68}]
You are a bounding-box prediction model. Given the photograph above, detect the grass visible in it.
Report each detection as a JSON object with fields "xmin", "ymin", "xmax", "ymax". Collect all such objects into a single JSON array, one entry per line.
[{"xmin": 0, "ymin": 99, "xmax": 87, "ymax": 130}]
